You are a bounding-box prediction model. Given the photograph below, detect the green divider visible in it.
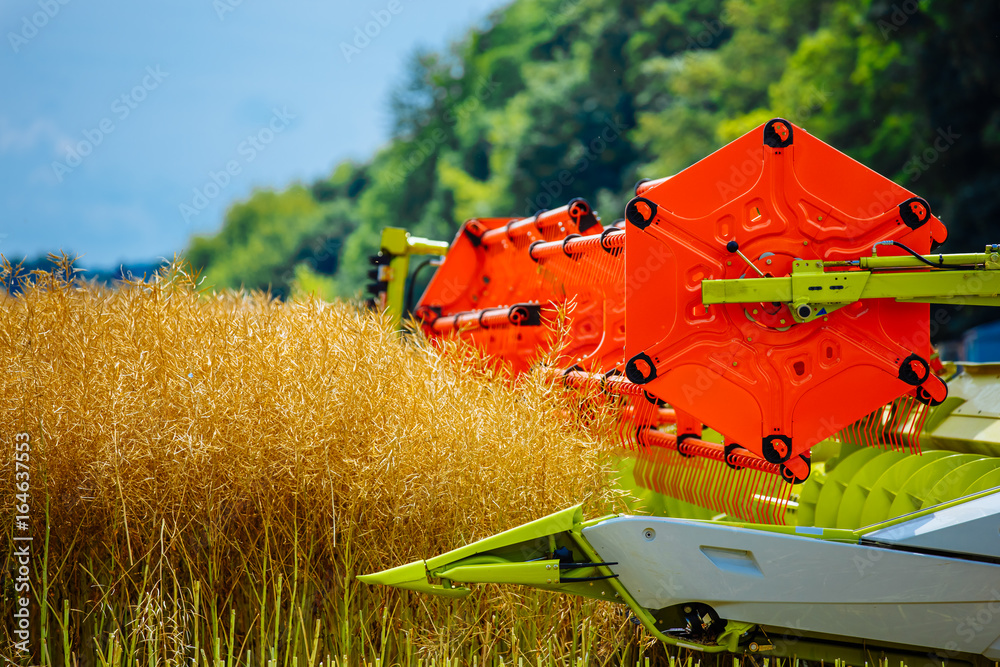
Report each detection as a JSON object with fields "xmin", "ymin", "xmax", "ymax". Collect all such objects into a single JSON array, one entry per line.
[
  {"xmin": 858, "ymin": 450, "xmax": 952, "ymax": 527},
  {"xmin": 966, "ymin": 467, "xmax": 1000, "ymax": 494},
  {"xmin": 921, "ymin": 457, "xmax": 1000, "ymax": 507},
  {"xmin": 794, "ymin": 463, "xmax": 826, "ymax": 527},
  {"xmin": 835, "ymin": 451, "xmax": 907, "ymax": 529},
  {"xmin": 886, "ymin": 453, "xmax": 981, "ymax": 517},
  {"xmin": 813, "ymin": 448, "xmax": 883, "ymax": 527}
]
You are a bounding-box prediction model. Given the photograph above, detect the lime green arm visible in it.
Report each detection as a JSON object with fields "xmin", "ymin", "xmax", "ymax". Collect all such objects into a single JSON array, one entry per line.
[
  {"xmin": 378, "ymin": 227, "xmax": 449, "ymax": 329},
  {"xmin": 355, "ymin": 559, "xmax": 471, "ymax": 598},
  {"xmin": 702, "ymin": 247, "xmax": 1000, "ymax": 322},
  {"xmin": 357, "ymin": 504, "xmax": 743, "ymax": 653},
  {"xmin": 356, "ymin": 504, "xmax": 586, "ymax": 596}
]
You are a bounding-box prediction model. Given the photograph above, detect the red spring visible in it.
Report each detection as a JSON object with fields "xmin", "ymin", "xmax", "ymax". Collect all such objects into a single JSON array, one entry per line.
[{"xmin": 633, "ymin": 431, "xmax": 792, "ymax": 524}]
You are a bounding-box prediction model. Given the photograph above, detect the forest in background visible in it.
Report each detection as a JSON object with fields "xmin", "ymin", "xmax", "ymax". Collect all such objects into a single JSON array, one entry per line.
[{"xmin": 185, "ymin": 0, "xmax": 1000, "ymax": 336}]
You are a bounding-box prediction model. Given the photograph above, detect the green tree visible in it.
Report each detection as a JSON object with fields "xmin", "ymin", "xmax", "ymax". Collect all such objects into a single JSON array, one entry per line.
[{"xmin": 186, "ymin": 0, "xmax": 1000, "ymax": 335}]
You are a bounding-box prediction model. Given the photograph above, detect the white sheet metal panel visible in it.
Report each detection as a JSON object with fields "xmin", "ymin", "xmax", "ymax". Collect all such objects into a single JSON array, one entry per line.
[
  {"xmin": 866, "ymin": 489, "xmax": 1000, "ymax": 560},
  {"xmin": 583, "ymin": 516, "xmax": 1000, "ymax": 655}
]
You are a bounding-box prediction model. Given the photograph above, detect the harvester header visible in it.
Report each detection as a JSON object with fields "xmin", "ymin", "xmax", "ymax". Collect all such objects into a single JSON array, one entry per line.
[
  {"xmin": 362, "ymin": 119, "xmax": 1000, "ymax": 660},
  {"xmin": 623, "ymin": 118, "xmax": 951, "ymax": 482}
]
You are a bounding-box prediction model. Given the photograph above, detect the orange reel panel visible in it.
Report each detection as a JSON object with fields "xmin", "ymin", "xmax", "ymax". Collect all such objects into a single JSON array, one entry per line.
[
  {"xmin": 415, "ymin": 199, "xmax": 620, "ymax": 373},
  {"xmin": 623, "ymin": 119, "xmax": 948, "ymax": 475}
]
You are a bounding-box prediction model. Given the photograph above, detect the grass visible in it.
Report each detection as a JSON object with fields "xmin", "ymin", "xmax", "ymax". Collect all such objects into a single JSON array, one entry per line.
[
  {"xmin": 0, "ymin": 257, "xmax": 661, "ymax": 666},
  {"xmin": 0, "ymin": 259, "xmax": 943, "ymax": 667}
]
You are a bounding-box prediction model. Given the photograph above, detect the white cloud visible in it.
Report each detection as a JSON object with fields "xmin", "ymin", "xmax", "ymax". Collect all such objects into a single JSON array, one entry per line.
[{"xmin": 0, "ymin": 116, "xmax": 73, "ymax": 155}]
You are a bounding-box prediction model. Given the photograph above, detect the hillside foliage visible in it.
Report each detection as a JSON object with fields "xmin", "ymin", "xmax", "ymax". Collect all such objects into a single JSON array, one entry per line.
[{"xmin": 187, "ymin": 0, "xmax": 1000, "ymax": 328}]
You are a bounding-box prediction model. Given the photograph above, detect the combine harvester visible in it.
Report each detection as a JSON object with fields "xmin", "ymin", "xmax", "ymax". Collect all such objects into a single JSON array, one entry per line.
[{"xmin": 360, "ymin": 120, "xmax": 1000, "ymax": 662}]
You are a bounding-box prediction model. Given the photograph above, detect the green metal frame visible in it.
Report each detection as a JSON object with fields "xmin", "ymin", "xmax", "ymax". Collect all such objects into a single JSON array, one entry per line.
[
  {"xmin": 359, "ymin": 505, "xmax": 792, "ymax": 653},
  {"xmin": 359, "ymin": 487, "xmax": 1000, "ymax": 652},
  {"xmin": 357, "ymin": 505, "xmax": 588, "ymax": 597},
  {"xmin": 378, "ymin": 227, "xmax": 450, "ymax": 329},
  {"xmin": 702, "ymin": 246, "xmax": 1000, "ymax": 322}
]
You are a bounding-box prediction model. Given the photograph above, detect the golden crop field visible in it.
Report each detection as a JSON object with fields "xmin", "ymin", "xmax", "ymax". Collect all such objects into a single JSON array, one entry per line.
[{"xmin": 0, "ymin": 258, "xmax": 654, "ymax": 666}]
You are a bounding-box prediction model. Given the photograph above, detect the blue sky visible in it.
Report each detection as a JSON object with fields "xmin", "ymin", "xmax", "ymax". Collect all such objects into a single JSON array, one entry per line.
[{"xmin": 0, "ymin": 0, "xmax": 510, "ymax": 267}]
